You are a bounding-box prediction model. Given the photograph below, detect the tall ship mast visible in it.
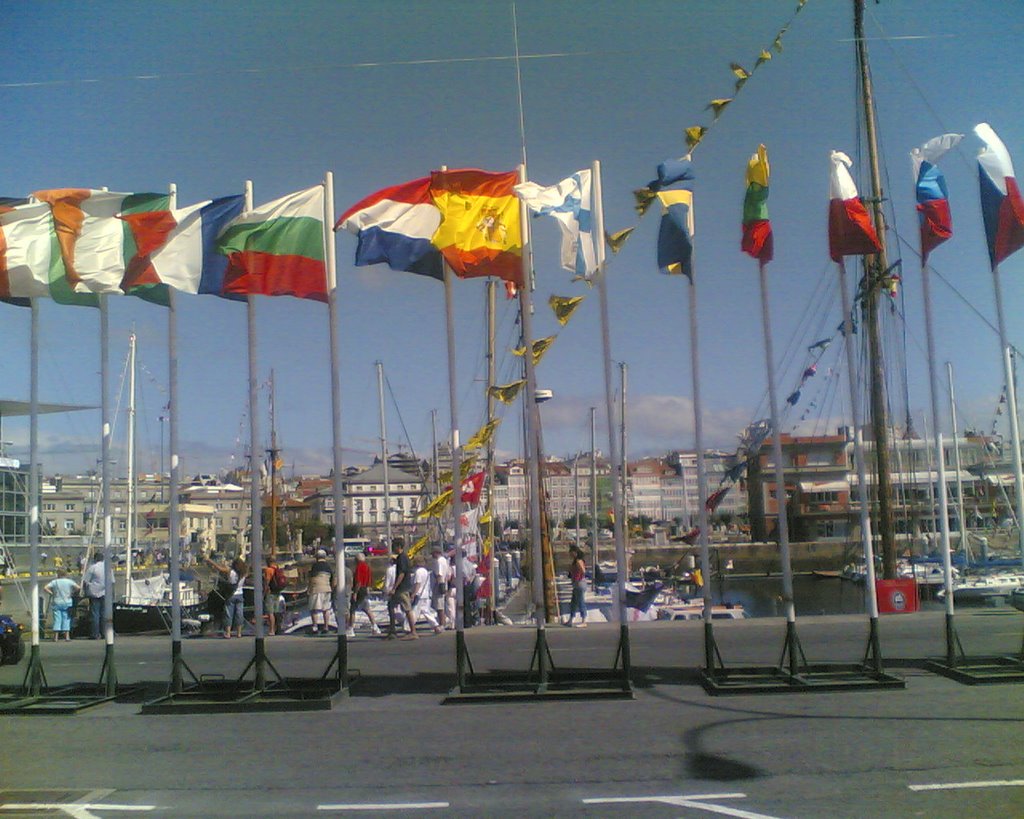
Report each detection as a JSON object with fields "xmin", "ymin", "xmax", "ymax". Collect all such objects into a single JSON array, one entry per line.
[{"xmin": 854, "ymin": 0, "xmax": 898, "ymax": 579}]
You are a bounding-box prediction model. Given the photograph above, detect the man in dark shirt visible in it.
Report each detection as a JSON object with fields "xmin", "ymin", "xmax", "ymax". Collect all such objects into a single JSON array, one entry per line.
[{"xmin": 386, "ymin": 541, "xmax": 417, "ymax": 639}]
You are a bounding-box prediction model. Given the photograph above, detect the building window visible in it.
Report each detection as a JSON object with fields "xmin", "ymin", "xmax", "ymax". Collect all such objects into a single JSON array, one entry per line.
[
  {"xmin": 44, "ymin": 503, "xmax": 56, "ymax": 511},
  {"xmin": 64, "ymin": 503, "xmax": 75, "ymax": 511},
  {"xmin": 63, "ymin": 519, "xmax": 75, "ymax": 532}
]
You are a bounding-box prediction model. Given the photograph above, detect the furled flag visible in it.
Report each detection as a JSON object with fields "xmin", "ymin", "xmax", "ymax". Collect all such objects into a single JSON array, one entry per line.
[
  {"xmin": 828, "ymin": 151, "xmax": 881, "ymax": 262},
  {"xmin": 0, "ymin": 197, "xmax": 97, "ymax": 306},
  {"xmin": 217, "ymin": 185, "xmax": 327, "ymax": 302},
  {"xmin": 656, "ymin": 189, "xmax": 695, "ymax": 277},
  {"xmin": 549, "ymin": 294, "xmax": 583, "ymax": 325},
  {"xmin": 32, "ymin": 189, "xmax": 177, "ymax": 299},
  {"xmin": 514, "ymin": 169, "xmax": 596, "ymax": 281},
  {"xmin": 974, "ymin": 123, "xmax": 1024, "ymax": 268},
  {"xmin": 429, "ymin": 169, "xmax": 523, "ymax": 285},
  {"xmin": 120, "ymin": 195, "xmax": 245, "ymax": 303},
  {"xmin": 741, "ymin": 144, "xmax": 774, "ymax": 262},
  {"xmin": 827, "ymin": 152, "xmax": 884, "ymax": 262},
  {"xmin": 335, "ymin": 176, "xmax": 443, "ymax": 280},
  {"xmin": 911, "ymin": 133, "xmax": 963, "ymax": 262}
]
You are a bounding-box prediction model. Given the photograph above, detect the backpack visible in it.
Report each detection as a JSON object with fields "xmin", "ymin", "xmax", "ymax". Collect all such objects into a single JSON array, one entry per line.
[{"xmin": 268, "ymin": 566, "xmax": 288, "ymax": 593}]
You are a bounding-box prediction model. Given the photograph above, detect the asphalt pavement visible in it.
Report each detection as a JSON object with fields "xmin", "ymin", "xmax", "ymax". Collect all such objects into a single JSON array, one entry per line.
[{"xmin": 1, "ymin": 610, "xmax": 1023, "ymax": 818}]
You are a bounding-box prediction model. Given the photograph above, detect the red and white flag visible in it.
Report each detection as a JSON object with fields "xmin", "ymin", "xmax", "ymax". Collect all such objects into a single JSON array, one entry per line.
[{"xmin": 828, "ymin": 151, "xmax": 882, "ymax": 262}]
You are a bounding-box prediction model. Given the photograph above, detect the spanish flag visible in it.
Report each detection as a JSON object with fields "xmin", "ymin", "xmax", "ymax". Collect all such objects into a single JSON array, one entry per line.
[{"xmin": 430, "ymin": 169, "xmax": 523, "ymax": 285}]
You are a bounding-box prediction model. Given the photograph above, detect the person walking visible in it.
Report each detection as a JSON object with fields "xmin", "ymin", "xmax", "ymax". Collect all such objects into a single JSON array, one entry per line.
[
  {"xmin": 429, "ymin": 545, "xmax": 452, "ymax": 630},
  {"xmin": 566, "ymin": 546, "xmax": 588, "ymax": 628},
  {"xmin": 347, "ymin": 552, "xmax": 381, "ymax": 637},
  {"xmin": 44, "ymin": 569, "xmax": 80, "ymax": 641},
  {"xmin": 80, "ymin": 554, "xmax": 110, "ymax": 639},
  {"xmin": 307, "ymin": 549, "xmax": 335, "ymax": 635},
  {"xmin": 386, "ymin": 541, "xmax": 416, "ymax": 639},
  {"xmin": 412, "ymin": 558, "xmax": 442, "ymax": 634}
]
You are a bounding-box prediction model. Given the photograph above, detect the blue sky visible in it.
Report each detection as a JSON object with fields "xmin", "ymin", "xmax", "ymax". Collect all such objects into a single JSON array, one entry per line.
[{"xmin": 2, "ymin": 1, "xmax": 1022, "ymax": 480}]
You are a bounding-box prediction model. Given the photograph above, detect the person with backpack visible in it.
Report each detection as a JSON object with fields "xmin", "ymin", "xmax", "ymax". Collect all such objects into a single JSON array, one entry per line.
[{"xmin": 263, "ymin": 557, "xmax": 288, "ymax": 636}]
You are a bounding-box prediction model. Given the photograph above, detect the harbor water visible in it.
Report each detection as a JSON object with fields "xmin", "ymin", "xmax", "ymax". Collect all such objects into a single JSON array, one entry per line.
[{"xmin": 697, "ymin": 573, "xmax": 947, "ymax": 618}]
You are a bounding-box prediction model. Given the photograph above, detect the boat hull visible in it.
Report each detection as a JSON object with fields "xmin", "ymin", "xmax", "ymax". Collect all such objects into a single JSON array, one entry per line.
[{"xmin": 113, "ymin": 601, "xmax": 205, "ymax": 634}]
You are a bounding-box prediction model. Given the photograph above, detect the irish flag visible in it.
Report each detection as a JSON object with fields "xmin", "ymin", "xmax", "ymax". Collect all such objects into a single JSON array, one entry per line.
[
  {"xmin": 217, "ymin": 185, "xmax": 328, "ymax": 302},
  {"xmin": 31, "ymin": 188, "xmax": 173, "ymax": 297},
  {"xmin": 741, "ymin": 144, "xmax": 773, "ymax": 262},
  {"xmin": 430, "ymin": 169, "xmax": 523, "ymax": 286},
  {"xmin": 828, "ymin": 151, "xmax": 881, "ymax": 262},
  {"xmin": 0, "ymin": 197, "xmax": 97, "ymax": 306}
]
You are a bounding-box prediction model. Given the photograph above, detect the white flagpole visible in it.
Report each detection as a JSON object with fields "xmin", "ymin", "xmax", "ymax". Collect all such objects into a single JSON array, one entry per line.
[
  {"xmin": 24, "ymin": 299, "xmax": 45, "ymax": 694},
  {"xmin": 757, "ymin": 255, "xmax": 800, "ymax": 673},
  {"xmin": 837, "ymin": 259, "xmax": 882, "ymax": 657},
  {"xmin": 515, "ymin": 163, "xmax": 549, "ymax": 684},
  {"xmin": 992, "ymin": 265, "xmax": 1024, "ymax": 568},
  {"xmin": 244, "ymin": 180, "xmax": 267, "ymax": 689},
  {"xmin": 592, "ymin": 160, "xmax": 631, "ymax": 673},
  {"xmin": 100, "ymin": 291, "xmax": 117, "ymax": 695},
  {"xmin": 324, "ymin": 170, "xmax": 349, "ymax": 685},
  {"xmin": 919, "ymin": 251, "xmax": 956, "ymax": 662},
  {"xmin": 167, "ymin": 183, "xmax": 185, "ymax": 691}
]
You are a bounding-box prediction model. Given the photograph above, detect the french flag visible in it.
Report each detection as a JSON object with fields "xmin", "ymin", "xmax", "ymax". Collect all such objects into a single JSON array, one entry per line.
[
  {"xmin": 975, "ymin": 123, "xmax": 1024, "ymax": 268},
  {"xmin": 911, "ymin": 133, "xmax": 962, "ymax": 262},
  {"xmin": 336, "ymin": 176, "xmax": 442, "ymax": 280},
  {"xmin": 828, "ymin": 150, "xmax": 882, "ymax": 263}
]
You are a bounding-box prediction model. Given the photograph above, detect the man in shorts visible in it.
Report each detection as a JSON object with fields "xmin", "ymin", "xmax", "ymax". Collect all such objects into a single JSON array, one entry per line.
[
  {"xmin": 307, "ymin": 549, "xmax": 335, "ymax": 635},
  {"xmin": 386, "ymin": 541, "xmax": 416, "ymax": 639}
]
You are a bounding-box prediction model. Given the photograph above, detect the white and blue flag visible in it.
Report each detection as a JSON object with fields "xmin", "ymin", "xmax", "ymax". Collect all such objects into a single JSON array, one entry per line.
[{"xmin": 515, "ymin": 170, "xmax": 597, "ymax": 280}]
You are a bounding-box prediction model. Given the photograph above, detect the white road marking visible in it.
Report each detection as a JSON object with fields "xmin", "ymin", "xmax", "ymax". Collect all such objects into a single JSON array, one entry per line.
[
  {"xmin": 317, "ymin": 802, "xmax": 449, "ymax": 811},
  {"xmin": 909, "ymin": 779, "xmax": 1024, "ymax": 792},
  {"xmin": 1, "ymin": 804, "xmax": 155, "ymax": 819},
  {"xmin": 583, "ymin": 793, "xmax": 784, "ymax": 819}
]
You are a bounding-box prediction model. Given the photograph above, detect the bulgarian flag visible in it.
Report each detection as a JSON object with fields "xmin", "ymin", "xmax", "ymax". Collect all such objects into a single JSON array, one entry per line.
[
  {"xmin": 0, "ymin": 196, "xmax": 96, "ymax": 306},
  {"xmin": 741, "ymin": 144, "xmax": 773, "ymax": 262},
  {"xmin": 827, "ymin": 151, "xmax": 881, "ymax": 262},
  {"xmin": 429, "ymin": 169, "xmax": 523, "ymax": 286},
  {"xmin": 217, "ymin": 185, "xmax": 328, "ymax": 302}
]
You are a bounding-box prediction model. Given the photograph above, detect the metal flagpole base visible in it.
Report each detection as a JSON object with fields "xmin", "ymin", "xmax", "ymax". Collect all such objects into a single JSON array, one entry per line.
[
  {"xmin": 170, "ymin": 640, "xmax": 200, "ymax": 694},
  {"xmin": 779, "ymin": 620, "xmax": 805, "ymax": 678},
  {"xmin": 455, "ymin": 630, "xmax": 475, "ymax": 690},
  {"xmin": 612, "ymin": 624, "xmax": 632, "ymax": 688},
  {"xmin": 861, "ymin": 616, "xmax": 884, "ymax": 674},
  {"xmin": 921, "ymin": 612, "xmax": 1024, "ymax": 684},
  {"xmin": 22, "ymin": 645, "xmax": 47, "ymax": 696},
  {"xmin": 529, "ymin": 626, "xmax": 553, "ymax": 688},
  {"xmin": 98, "ymin": 643, "xmax": 118, "ymax": 697}
]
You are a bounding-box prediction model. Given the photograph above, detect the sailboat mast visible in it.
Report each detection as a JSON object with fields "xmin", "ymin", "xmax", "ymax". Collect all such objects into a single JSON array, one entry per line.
[
  {"xmin": 376, "ymin": 361, "xmax": 392, "ymax": 550},
  {"xmin": 854, "ymin": 0, "xmax": 898, "ymax": 579}
]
